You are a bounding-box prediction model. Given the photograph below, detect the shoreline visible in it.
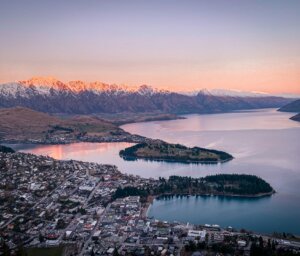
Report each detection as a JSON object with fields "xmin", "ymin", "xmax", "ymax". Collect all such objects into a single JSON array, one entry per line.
[
  {"xmin": 0, "ymin": 134, "xmax": 150, "ymax": 146},
  {"xmin": 142, "ymin": 190, "xmax": 275, "ymax": 218},
  {"xmin": 141, "ymin": 196, "xmax": 155, "ymax": 218},
  {"xmin": 119, "ymin": 141, "xmax": 233, "ymax": 165},
  {"xmin": 120, "ymin": 154, "xmax": 234, "ymax": 164}
]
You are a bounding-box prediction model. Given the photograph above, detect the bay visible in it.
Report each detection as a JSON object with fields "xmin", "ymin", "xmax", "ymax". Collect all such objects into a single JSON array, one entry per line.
[{"xmin": 12, "ymin": 109, "xmax": 300, "ymax": 234}]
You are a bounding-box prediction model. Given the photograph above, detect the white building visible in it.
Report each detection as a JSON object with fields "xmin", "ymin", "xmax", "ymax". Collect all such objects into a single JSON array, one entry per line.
[{"xmin": 187, "ymin": 230, "xmax": 207, "ymax": 241}]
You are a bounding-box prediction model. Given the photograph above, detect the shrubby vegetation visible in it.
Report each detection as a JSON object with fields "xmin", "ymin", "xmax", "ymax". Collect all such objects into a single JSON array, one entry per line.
[
  {"xmin": 113, "ymin": 187, "xmax": 148, "ymax": 199},
  {"xmin": 250, "ymin": 236, "xmax": 296, "ymax": 256},
  {"xmin": 202, "ymin": 174, "xmax": 274, "ymax": 195},
  {"xmin": 183, "ymin": 237, "xmax": 295, "ymax": 256},
  {"xmin": 49, "ymin": 125, "xmax": 74, "ymax": 133}
]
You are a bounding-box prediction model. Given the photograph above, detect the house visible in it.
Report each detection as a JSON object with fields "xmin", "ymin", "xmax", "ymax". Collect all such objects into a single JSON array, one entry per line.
[{"xmin": 187, "ymin": 230, "xmax": 206, "ymax": 241}]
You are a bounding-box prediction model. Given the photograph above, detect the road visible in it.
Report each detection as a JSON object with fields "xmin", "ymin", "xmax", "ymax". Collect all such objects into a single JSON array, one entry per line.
[{"xmin": 79, "ymin": 203, "xmax": 111, "ymax": 256}]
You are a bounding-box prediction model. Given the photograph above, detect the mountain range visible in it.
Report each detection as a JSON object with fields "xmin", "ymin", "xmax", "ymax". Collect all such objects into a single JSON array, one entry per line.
[
  {"xmin": 189, "ymin": 89, "xmax": 300, "ymax": 98},
  {"xmin": 0, "ymin": 77, "xmax": 293, "ymax": 114}
]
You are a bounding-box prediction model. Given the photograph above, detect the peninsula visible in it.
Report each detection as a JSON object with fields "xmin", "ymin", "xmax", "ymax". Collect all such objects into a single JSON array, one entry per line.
[
  {"xmin": 291, "ymin": 113, "xmax": 300, "ymax": 122},
  {"xmin": 114, "ymin": 174, "xmax": 275, "ymax": 199},
  {"xmin": 0, "ymin": 107, "xmax": 148, "ymax": 144},
  {"xmin": 119, "ymin": 141, "xmax": 233, "ymax": 163}
]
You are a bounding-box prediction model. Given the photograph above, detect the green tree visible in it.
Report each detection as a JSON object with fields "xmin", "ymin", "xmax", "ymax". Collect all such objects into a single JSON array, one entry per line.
[
  {"xmin": 2, "ymin": 240, "xmax": 11, "ymax": 256},
  {"xmin": 39, "ymin": 232, "xmax": 45, "ymax": 243},
  {"xmin": 113, "ymin": 248, "xmax": 120, "ymax": 256}
]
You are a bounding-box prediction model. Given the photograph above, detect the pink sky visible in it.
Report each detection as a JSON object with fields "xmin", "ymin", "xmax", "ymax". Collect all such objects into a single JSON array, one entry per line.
[{"xmin": 0, "ymin": 0, "xmax": 299, "ymax": 94}]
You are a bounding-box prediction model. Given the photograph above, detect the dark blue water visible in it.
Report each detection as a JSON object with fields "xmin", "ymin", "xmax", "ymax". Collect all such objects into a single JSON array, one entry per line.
[
  {"xmin": 147, "ymin": 194, "xmax": 299, "ymax": 234},
  {"xmin": 12, "ymin": 109, "xmax": 300, "ymax": 234}
]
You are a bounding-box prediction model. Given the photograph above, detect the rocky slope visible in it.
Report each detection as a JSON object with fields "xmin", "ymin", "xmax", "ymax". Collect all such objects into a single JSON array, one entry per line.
[{"xmin": 0, "ymin": 77, "xmax": 292, "ymax": 114}]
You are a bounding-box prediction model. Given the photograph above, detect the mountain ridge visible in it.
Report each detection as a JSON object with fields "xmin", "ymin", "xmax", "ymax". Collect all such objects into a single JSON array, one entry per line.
[
  {"xmin": 0, "ymin": 77, "xmax": 293, "ymax": 114},
  {"xmin": 17, "ymin": 76, "xmax": 166, "ymax": 95}
]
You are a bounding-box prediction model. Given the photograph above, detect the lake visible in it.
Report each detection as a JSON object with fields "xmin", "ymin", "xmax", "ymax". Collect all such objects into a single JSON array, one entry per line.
[{"xmin": 12, "ymin": 108, "xmax": 300, "ymax": 234}]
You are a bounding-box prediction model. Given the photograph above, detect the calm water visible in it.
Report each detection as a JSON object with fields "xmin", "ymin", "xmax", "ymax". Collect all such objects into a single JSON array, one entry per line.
[{"xmin": 11, "ymin": 109, "xmax": 300, "ymax": 234}]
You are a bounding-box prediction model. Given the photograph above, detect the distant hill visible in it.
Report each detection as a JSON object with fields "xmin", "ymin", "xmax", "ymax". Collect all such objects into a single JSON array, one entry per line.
[
  {"xmin": 279, "ymin": 99, "xmax": 300, "ymax": 112},
  {"xmin": 0, "ymin": 107, "xmax": 124, "ymax": 142},
  {"xmin": 290, "ymin": 113, "xmax": 300, "ymax": 122},
  {"xmin": 0, "ymin": 77, "xmax": 292, "ymax": 115}
]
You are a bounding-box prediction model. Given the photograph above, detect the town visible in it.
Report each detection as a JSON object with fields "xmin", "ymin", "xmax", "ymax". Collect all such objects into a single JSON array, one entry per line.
[
  {"xmin": 0, "ymin": 132, "xmax": 150, "ymax": 146},
  {"xmin": 0, "ymin": 151, "xmax": 299, "ymax": 256}
]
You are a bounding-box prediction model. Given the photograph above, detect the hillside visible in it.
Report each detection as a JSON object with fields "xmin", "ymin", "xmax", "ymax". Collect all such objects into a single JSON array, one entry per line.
[
  {"xmin": 290, "ymin": 113, "xmax": 300, "ymax": 122},
  {"xmin": 278, "ymin": 99, "xmax": 300, "ymax": 112},
  {"xmin": 0, "ymin": 77, "xmax": 292, "ymax": 115},
  {"xmin": 0, "ymin": 107, "xmax": 139, "ymax": 143}
]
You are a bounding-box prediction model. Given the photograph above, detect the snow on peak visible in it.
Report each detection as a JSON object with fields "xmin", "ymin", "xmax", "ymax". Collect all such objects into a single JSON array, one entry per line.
[
  {"xmin": 0, "ymin": 82, "xmax": 29, "ymax": 98},
  {"xmin": 1, "ymin": 77, "xmax": 169, "ymax": 97},
  {"xmin": 20, "ymin": 76, "xmax": 65, "ymax": 87},
  {"xmin": 180, "ymin": 88, "xmax": 271, "ymax": 97},
  {"xmin": 138, "ymin": 85, "xmax": 155, "ymax": 95},
  {"xmin": 197, "ymin": 88, "xmax": 212, "ymax": 96},
  {"xmin": 19, "ymin": 76, "xmax": 70, "ymax": 95},
  {"xmin": 68, "ymin": 80, "xmax": 88, "ymax": 92},
  {"xmin": 208, "ymin": 89, "xmax": 270, "ymax": 97}
]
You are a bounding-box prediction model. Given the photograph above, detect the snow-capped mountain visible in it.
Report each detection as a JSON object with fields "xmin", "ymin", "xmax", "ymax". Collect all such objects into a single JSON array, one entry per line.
[
  {"xmin": 205, "ymin": 89, "xmax": 270, "ymax": 97},
  {"xmin": 181, "ymin": 88, "xmax": 270, "ymax": 97},
  {"xmin": 0, "ymin": 82, "xmax": 29, "ymax": 98},
  {"xmin": 0, "ymin": 77, "xmax": 292, "ymax": 114},
  {"xmin": 14, "ymin": 76, "xmax": 166, "ymax": 96},
  {"xmin": 182, "ymin": 88, "xmax": 300, "ymax": 98}
]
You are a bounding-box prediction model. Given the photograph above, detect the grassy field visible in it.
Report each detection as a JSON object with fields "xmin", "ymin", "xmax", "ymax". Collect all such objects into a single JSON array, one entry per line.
[{"xmin": 0, "ymin": 107, "xmax": 124, "ymax": 141}]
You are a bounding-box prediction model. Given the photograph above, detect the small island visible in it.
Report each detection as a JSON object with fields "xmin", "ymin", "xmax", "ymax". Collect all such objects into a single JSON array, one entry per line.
[
  {"xmin": 119, "ymin": 141, "xmax": 233, "ymax": 163},
  {"xmin": 114, "ymin": 174, "xmax": 275, "ymax": 199}
]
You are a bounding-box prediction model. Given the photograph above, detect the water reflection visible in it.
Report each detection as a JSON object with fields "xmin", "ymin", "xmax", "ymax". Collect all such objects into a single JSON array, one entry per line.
[{"xmin": 147, "ymin": 194, "xmax": 297, "ymax": 234}]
